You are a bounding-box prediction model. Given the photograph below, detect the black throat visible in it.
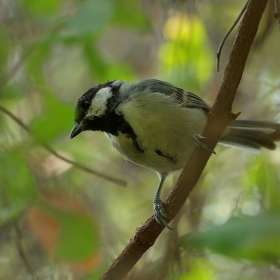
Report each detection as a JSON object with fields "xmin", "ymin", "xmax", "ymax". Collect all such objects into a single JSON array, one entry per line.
[
  {"xmin": 87, "ymin": 82, "xmax": 136, "ymax": 137},
  {"xmin": 85, "ymin": 109, "xmax": 143, "ymax": 152},
  {"xmin": 85, "ymin": 108, "xmax": 137, "ymax": 139}
]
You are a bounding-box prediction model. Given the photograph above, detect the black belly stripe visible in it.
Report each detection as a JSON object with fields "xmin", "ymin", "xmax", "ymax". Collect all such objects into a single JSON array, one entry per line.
[
  {"xmin": 156, "ymin": 149, "xmax": 177, "ymax": 163},
  {"xmin": 133, "ymin": 139, "xmax": 144, "ymax": 153}
]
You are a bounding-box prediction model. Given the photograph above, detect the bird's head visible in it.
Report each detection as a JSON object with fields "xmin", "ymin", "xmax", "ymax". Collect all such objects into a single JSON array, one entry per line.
[{"xmin": 69, "ymin": 81, "xmax": 122, "ymax": 139}]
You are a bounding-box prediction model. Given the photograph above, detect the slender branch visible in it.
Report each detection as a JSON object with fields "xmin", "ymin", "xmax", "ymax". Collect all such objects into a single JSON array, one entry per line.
[
  {"xmin": 42, "ymin": 144, "xmax": 126, "ymax": 186},
  {"xmin": 275, "ymin": 0, "xmax": 280, "ymax": 29},
  {"xmin": 13, "ymin": 220, "xmax": 38, "ymax": 280},
  {"xmin": 100, "ymin": 1, "xmax": 269, "ymax": 279},
  {"xmin": 216, "ymin": 0, "xmax": 249, "ymax": 72},
  {"xmin": 0, "ymin": 183, "xmax": 37, "ymax": 279},
  {"xmin": 0, "ymin": 104, "xmax": 127, "ymax": 187}
]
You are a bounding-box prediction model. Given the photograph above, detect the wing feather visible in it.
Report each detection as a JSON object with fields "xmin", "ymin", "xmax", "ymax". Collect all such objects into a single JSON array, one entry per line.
[{"xmin": 130, "ymin": 79, "xmax": 210, "ymax": 112}]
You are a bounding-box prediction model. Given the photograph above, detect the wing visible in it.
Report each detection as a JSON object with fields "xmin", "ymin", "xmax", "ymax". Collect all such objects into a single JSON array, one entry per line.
[
  {"xmin": 186, "ymin": 91, "xmax": 211, "ymax": 111},
  {"xmin": 130, "ymin": 79, "xmax": 210, "ymax": 112}
]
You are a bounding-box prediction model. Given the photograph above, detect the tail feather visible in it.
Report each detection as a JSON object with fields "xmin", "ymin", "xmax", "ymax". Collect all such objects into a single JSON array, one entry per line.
[{"xmin": 219, "ymin": 120, "xmax": 280, "ymax": 151}]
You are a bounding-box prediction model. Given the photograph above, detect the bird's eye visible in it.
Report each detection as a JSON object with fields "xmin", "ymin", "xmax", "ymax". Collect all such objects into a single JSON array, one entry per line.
[{"xmin": 82, "ymin": 100, "xmax": 91, "ymax": 110}]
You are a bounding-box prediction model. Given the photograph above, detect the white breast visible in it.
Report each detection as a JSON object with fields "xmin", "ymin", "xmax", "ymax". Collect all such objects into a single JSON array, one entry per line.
[{"xmin": 108, "ymin": 92, "xmax": 208, "ymax": 174}]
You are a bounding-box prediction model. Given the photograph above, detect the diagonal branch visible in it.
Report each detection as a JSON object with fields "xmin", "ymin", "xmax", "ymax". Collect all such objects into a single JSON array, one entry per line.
[{"xmin": 100, "ymin": 0, "xmax": 269, "ymax": 279}]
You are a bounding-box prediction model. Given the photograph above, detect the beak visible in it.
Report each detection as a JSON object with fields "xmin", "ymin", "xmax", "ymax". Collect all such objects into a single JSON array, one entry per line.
[{"xmin": 69, "ymin": 123, "xmax": 83, "ymax": 139}]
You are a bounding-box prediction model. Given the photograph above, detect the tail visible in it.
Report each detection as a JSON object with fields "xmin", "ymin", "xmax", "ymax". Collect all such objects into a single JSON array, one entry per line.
[{"xmin": 219, "ymin": 120, "xmax": 280, "ymax": 152}]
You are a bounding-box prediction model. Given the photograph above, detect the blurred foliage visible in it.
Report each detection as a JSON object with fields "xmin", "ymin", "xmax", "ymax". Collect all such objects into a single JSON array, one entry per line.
[
  {"xmin": 31, "ymin": 90, "xmax": 73, "ymax": 142},
  {"xmin": 0, "ymin": 0, "xmax": 280, "ymax": 279},
  {"xmin": 177, "ymin": 259, "xmax": 217, "ymax": 280},
  {"xmin": 27, "ymin": 193, "xmax": 100, "ymax": 262},
  {"xmin": 186, "ymin": 212, "xmax": 280, "ymax": 261},
  {"xmin": 159, "ymin": 14, "xmax": 214, "ymax": 91}
]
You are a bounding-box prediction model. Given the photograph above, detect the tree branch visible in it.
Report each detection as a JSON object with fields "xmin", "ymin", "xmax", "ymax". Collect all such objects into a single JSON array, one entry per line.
[
  {"xmin": 100, "ymin": 0, "xmax": 269, "ymax": 279},
  {"xmin": 0, "ymin": 104, "xmax": 127, "ymax": 187}
]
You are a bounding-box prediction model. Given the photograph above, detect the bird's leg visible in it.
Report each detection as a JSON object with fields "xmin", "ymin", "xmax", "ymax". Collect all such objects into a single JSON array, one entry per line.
[
  {"xmin": 153, "ymin": 174, "xmax": 173, "ymax": 229},
  {"xmin": 193, "ymin": 134, "xmax": 216, "ymax": 154}
]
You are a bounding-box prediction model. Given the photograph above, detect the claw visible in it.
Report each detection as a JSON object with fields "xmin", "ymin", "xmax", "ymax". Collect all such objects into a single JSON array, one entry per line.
[
  {"xmin": 153, "ymin": 198, "xmax": 173, "ymax": 230},
  {"xmin": 193, "ymin": 134, "xmax": 216, "ymax": 154}
]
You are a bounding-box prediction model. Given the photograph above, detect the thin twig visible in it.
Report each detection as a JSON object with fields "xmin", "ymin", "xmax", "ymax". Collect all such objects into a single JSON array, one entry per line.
[
  {"xmin": 0, "ymin": 104, "xmax": 127, "ymax": 187},
  {"xmin": 13, "ymin": 220, "xmax": 38, "ymax": 280},
  {"xmin": 216, "ymin": 0, "xmax": 249, "ymax": 72},
  {"xmin": 43, "ymin": 144, "xmax": 127, "ymax": 186},
  {"xmin": 0, "ymin": 183, "xmax": 38, "ymax": 279},
  {"xmin": 275, "ymin": 0, "xmax": 280, "ymax": 28}
]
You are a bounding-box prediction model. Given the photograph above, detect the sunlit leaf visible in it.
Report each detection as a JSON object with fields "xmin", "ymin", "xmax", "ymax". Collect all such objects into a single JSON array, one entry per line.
[
  {"xmin": 22, "ymin": 0, "xmax": 61, "ymax": 14},
  {"xmin": 242, "ymin": 156, "xmax": 280, "ymax": 212},
  {"xmin": 159, "ymin": 15, "xmax": 213, "ymax": 91},
  {"xmin": 104, "ymin": 63, "xmax": 137, "ymax": 81},
  {"xmin": 178, "ymin": 259, "xmax": 217, "ymax": 280}
]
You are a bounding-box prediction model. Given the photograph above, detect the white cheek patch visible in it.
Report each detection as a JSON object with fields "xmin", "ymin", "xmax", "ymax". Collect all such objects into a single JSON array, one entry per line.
[
  {"xmin": 112, "ymin": 80, "xmax": 122, "ymax": 87},
  {"xmin": 86, "ymin": 87, "xmax": 112, "ymax": 118}
]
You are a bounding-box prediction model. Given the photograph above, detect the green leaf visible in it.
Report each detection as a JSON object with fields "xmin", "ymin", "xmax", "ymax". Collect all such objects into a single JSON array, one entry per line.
[
  {"xmin": 83, "ymin": 37, "xmax": 108, "ymax": 79},
  {"xmin": 177, "ymin": 259, "xmax": 217, "ymax": 280},
  {"xmin": 112, "ymin": 0, "xmax": 150, "ymax": 30},
  {"xmin": 40, "ymin": 200, "xmax": 99, "ymax": 260},
  {"xmin": 185, "ymin": 213, "xmax": 280, "ymax": 261},
  {"xmin": 1, "ymin": 84, "xmax": 25, "ymax": 100},
  {"xmin": 22, "ymin": 0, "xmax": 61, "ymax": 14},
  {"xmin": 64, "ymin": 0, "xmax": 113, "ymax": 37},
  {"xmin": 31, "ymin": 91, "xmax": 73, "ymax": 142},
  {"xmin": 242, "ymin": 156, "xmax": 280, "ymax": 212},
  {"xmin": 0, "ymin": 150, "xmax": 38, "ymax": 204},
  {"xmin": 0, "ymin": 27, "xmax": 11, "ymax": 80},
  {"xmin": 25, "ymin": 38, "xmax": 52, "ymax": 85},
  {"xmin": 104, "ymin": 63, "xmax": 137, "ymax": 81},
  {"xmin": 55, "ymin": 213, "xmax": 99, "ymax": 260},
  {"xmin": 159, "ymin": 15, "xmax": 213, "ymax": 91}
]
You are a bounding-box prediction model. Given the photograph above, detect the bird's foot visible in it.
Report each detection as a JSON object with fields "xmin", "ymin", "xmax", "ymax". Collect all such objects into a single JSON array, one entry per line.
[
  {"xmin": 193, "ymin": 134, "xmax": 216, "ymax": 154},
  {"xmin": 153, "ymin": 197, "xmax": 173, "ymax": 230}
]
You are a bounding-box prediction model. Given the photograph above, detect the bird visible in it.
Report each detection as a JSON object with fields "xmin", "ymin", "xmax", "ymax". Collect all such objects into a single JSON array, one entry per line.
[{"xmin": 69, "ymin": 79, "xmax": 280, "ymax": 228}]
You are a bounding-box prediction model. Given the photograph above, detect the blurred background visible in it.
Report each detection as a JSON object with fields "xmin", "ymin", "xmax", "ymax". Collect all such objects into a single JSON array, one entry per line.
[{"xmin": 0, "ymin": 0, "xmax": 280, "ymax": 279}]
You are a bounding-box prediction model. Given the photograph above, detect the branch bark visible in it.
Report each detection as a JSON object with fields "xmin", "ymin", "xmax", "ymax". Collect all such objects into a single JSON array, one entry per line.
[{"xmin": 100, "ymin": 0, "xmax": 269, "ymax": 279}]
